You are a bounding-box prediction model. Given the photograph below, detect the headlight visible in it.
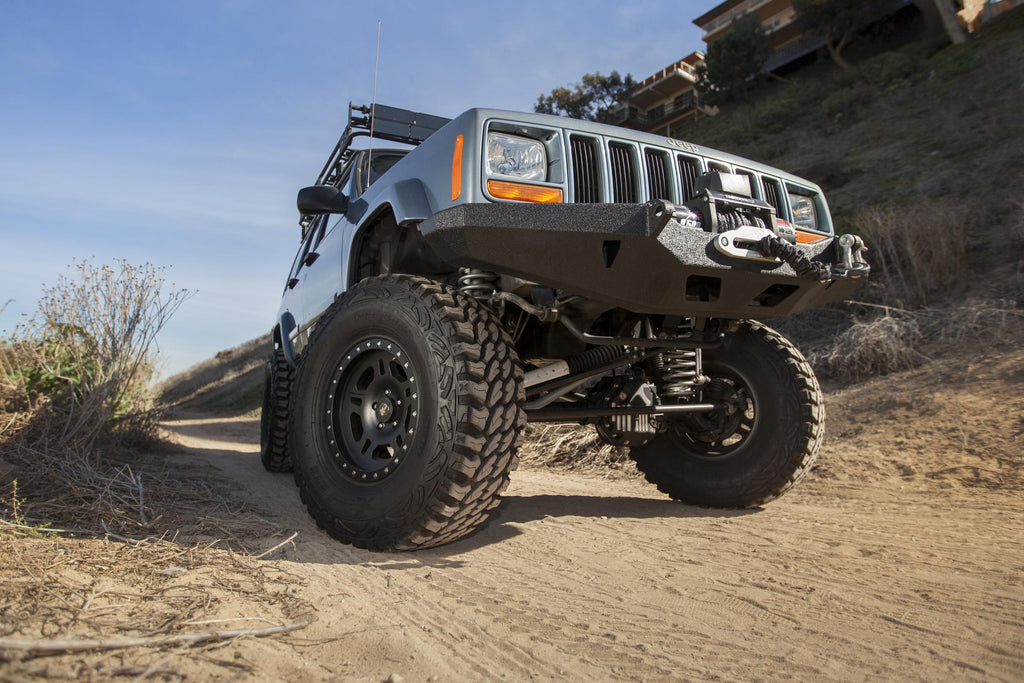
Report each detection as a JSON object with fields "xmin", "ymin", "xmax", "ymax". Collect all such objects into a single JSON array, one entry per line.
[
  {"xmin": 486, "ymin": 132, "xmax": 546, "ymax": 181},
  {"xmin": 788, "ymin": 193, "xmax": 818, "ymax": 230}
]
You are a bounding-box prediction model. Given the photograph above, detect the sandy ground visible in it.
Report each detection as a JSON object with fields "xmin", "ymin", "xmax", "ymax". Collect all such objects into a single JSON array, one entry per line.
[
  {"xmin": 2, "ymin": 351, "xmax": 1022, "ymax": 681},
  {"xmin": 152, "ymin": 409, "xmax": 1023, "ymax": 680}
]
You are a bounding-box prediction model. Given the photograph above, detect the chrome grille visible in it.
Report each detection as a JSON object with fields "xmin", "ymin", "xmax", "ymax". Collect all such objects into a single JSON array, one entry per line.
[
  {"xmin": 678, "ymin": 155, "xmax": 701, "ymax": 201},
  {"xmin": 570, "ymin": 136, "xmax": 600, "ymax": 203},
  {"xmin": 645, "ymin": 149, "xmax": 671, "ymax": 201},
  {"xmin": 763, "ymin": 177, "xmax": 783, "ymax": 216},
  {"xmin": 708, "ymin": 160, "xmax": 731, "ymax": 174},
  {"xmin": 609, "ymin": 143, "xmax": 637, "ymax": 203},
  {"xmin": 557, "ymin": 133, "xmax": 820, "ymax": 235}
]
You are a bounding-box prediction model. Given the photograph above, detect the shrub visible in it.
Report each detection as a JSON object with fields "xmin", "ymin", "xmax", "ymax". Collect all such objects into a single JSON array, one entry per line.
[
  {"xmin": 809, "ymin": 299, "xmax": 1023, "ymax": 381},
  {"xmin": 1, "ymin": 260, "xmax": 193, "ymax": 448},
  {"xmin": 821, "ymin": 84, "xmax": 875, "ymax": 127},
  {"xmin": 0, "ymin": 260, "xmax": 193, "ymax": 532},
  {"xmin": 858, "ymin": 51, "xmax": 929, "ymax": 91},
  {"xmin": 812, "ymin": 312, "xmax": 926, "ymax": 379}
]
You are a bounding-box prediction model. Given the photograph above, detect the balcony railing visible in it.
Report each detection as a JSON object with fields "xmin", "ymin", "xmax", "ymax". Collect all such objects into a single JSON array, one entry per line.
[{"xmin": 632, "ymin": 58, "xmax": 699, "ymax": 92}]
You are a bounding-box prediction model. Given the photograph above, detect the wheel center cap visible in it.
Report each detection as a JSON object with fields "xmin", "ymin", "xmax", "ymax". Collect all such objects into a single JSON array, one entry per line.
[{"xmin": 376, "ymin": 399, "xmax": 394, "ymax": 421}]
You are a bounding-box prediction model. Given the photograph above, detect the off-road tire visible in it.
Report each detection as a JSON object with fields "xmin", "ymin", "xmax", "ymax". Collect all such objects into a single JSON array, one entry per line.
[
  {"xmin": 630, "ymin": 321, "xmax": 823, "ymax": 507},
  {"xmin": 260, "ymin": 348, "xmax": 293, "ymax": 472},
  {"xmin": 289, "ymin": 275, "xmax": 525, "ymax": 550}
]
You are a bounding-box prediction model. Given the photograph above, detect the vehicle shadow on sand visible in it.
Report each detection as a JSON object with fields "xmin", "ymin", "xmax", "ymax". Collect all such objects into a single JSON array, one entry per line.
[
  {"xmin": 495, "ymin": 492, "xmax": 757, "ymax": 525},
  {"xmin": 432, "ymin": 493, "xmax": 759, "ymax": 554},
  {"xmin": 159, "ymin": 417, "xmax": 760, "ymax": 564}
]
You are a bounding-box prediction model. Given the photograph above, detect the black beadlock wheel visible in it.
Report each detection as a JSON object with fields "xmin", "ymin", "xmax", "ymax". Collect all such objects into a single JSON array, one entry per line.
[
  {"xmin": 630, "ymin": 321, "xmax": 824, "ymax": 508},
  {"xmin": 289, "ymin": 275, "xmax": 525, "ymax": 551},
  {"xmin": 324, "ymin": 336, "xmax": 419, "ymax": 484},
  {"xmin": 260, "ymin": 347, "xmax": 293, "ymax": 472}
]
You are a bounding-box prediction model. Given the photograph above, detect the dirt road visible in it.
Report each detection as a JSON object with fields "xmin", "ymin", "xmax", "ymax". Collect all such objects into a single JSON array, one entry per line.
[{"xmin": 158, "ymin": 412, "xmax": 1023, "ymax": 682}]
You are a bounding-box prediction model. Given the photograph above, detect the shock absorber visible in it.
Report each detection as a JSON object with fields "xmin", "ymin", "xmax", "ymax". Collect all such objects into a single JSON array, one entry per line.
[
  {"xmin": 654, "ymin": 348, "xmax": 705, "ymax": 400},
  {"xmin": 457, "ymin": 268, "xmax": 498, "ymax": 302}
]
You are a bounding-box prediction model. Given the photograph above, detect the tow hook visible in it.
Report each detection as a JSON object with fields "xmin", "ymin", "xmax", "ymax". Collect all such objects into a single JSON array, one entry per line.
[{"xmin": 833, "ymin": 234, "xmax": 870, "ymax": 278}]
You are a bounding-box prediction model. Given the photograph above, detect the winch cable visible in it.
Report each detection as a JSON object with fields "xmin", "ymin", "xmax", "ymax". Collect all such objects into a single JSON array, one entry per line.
[{"xmin": 758, "ymin": 234, "xmax": 831, "ymax": 281}]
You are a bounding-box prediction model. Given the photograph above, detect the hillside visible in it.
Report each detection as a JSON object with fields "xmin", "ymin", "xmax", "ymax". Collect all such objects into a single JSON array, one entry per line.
[
  {"xmin": 159, "ymin": 334, "xmax": 268, "ymax": 415},
  {"xmin": 686, "ymin": 12, "xmax": 1023, "ymax": 309}
]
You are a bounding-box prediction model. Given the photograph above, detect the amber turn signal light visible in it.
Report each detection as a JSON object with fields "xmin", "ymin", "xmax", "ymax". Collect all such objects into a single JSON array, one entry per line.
[
  {"xmin": 451, "ymin": 135, "xmax": 464, "ymax": 201},
  {"xmin": 795, "ymin": 229, "xmax": 828, "ymax": 244},
  {"xmin": 486, "ymin": 179, "xmax": 563, "ymax": 203}
]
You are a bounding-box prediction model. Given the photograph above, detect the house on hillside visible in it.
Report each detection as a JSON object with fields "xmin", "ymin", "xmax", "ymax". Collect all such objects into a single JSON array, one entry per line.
[
  {"xmin": 610, "ymin": 52, "xmax": 718, "ymax": 137},
  {"xmin": 693, "ymin": 0, "xmax": 957, "ymax": 75},
  {"xmin": 694, "ymin": 0, "xmax": 810, "ymax": 74},
  {"xmin": 608, "ymin": 0, "xmax": 1004, "ymax": 136},
  {"xmin": 960, "ymin": 0, "xmax": 1024, "ymax": 32}
]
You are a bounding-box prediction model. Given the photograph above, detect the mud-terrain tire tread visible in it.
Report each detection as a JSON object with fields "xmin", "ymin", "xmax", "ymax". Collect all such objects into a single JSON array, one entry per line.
[
  {"xmin": 631, "ymin": 321, "xmax": 823, "ymax": 508},
  {"xmin": 290, "ymin": 275, "xmax": 525, "ymax": 551},
  {"xmin": 260, "ymin": 348, "xmax": 294, "ymax": 472}
]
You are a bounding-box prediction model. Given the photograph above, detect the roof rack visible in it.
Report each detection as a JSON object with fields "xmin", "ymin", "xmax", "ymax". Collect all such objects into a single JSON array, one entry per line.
[
  {"xmin": 297, "ymin": 104, "xmax": 451, "ymax": 235},
  {"xmin": 314, "ymin": 103, "xmax": 451, "ymax": 187}
]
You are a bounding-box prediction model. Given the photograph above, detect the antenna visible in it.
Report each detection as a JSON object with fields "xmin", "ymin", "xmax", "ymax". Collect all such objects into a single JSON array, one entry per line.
[{"xmin": 366, "ymin": 20, "xmax": 382, "ymax": 189}]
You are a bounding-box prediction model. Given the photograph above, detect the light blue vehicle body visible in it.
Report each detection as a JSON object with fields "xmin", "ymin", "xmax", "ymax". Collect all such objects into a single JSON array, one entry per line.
[{"xmin": 273, "ymin": 106, "xmax": 864, "ymax": 364}]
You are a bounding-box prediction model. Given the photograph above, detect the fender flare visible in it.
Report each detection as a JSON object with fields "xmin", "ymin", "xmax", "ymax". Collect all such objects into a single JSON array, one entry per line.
[
  {"xmin": 346, "ymin": 178, "xmax": 436, "ymax": 286},
  {"xmin": 354, "ymin": 178, "xmax": 433, "ymax": 229}
]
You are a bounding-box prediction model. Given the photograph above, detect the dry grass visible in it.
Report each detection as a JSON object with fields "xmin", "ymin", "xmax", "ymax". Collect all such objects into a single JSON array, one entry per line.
[
  {"xmin": 157, "ymin": 335, "xmax": 269, "ymax": 413},
  {"xmin": 0, "ymin": 436, "xmax": 273, "ymax": 542},
  {"xmin": 0, "ymin": 260, "xmax": 199, "ymax": 538},
  {"xmin": 813, "ymin": 312, "xmax": 927, "ymax": 379},
  {"xmin": 808, "ymin": 298, "xmax": 1024, "ymax": 381},
  {"xmin": 929, "ymin": 298, "xmax": 1024, "ymax": 347},
  {"xmin": 518, "ymin": 423, "xmax": 640, "ymax": 479},
  {"xmin": 852, "ymin": 199, "xmax": 971, "ymax": 308},
  {"xmin": 0, "ymin": 260, "xmax": 305, "ymax": 678},
  {"xmin": 0, "ymin": 532, "xmax": 313, "ymax": 679},
  {"xmin": 796, "ymin": 185, "xmax": 1021, "ymax": 381}
]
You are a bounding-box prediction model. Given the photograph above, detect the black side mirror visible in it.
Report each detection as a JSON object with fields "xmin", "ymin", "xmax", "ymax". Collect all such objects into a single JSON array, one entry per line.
[{"xmin": 297, "ymin": 185, "xmax": 349, "ymax": 214}]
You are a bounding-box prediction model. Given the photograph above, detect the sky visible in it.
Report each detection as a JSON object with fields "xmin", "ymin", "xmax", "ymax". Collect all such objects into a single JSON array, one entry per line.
[{"xmin": 0, "ymin": 0, "xmax": 710, "ymax": 378}]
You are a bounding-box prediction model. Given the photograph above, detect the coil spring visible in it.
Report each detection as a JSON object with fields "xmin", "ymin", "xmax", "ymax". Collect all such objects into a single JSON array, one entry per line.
[
  {"xmin": 457, "ymin": 268, "xmax": 498, "ymax": 302},
  {"xmin": 655, "ymin": 349, "xmax": 702, "ymax": 398}
]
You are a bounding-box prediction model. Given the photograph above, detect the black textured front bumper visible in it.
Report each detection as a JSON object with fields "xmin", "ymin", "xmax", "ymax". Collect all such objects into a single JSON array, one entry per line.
[{"xmin": 421, "ymin": 203, "xmax": 864, "ymax": 320}]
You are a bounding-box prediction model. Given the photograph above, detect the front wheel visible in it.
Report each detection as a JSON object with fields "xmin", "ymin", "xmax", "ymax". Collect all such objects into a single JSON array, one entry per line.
[
  {"xmin": 630, "ymin": 322, "xmax": 824, "ymax": 507},
  {"xmin": 288, "ymin": 275, "xmax": 525, "ymax": 551}
]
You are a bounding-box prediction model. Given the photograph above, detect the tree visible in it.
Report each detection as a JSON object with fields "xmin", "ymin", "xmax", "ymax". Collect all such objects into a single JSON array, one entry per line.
[
  {"xmin": 694, "ymin": 14, "xmax": 771, "ymax": 106},
  {"xmin": 534, "ymin": 71, "xmax": 635, "ymax": 123},
  {"xmin": 793, "ymin": 0, "xmax": 898, "ymax": 70},
  {"xmin": 914, "ymin": 0, "xmax": 968, "ymax": 44}
]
